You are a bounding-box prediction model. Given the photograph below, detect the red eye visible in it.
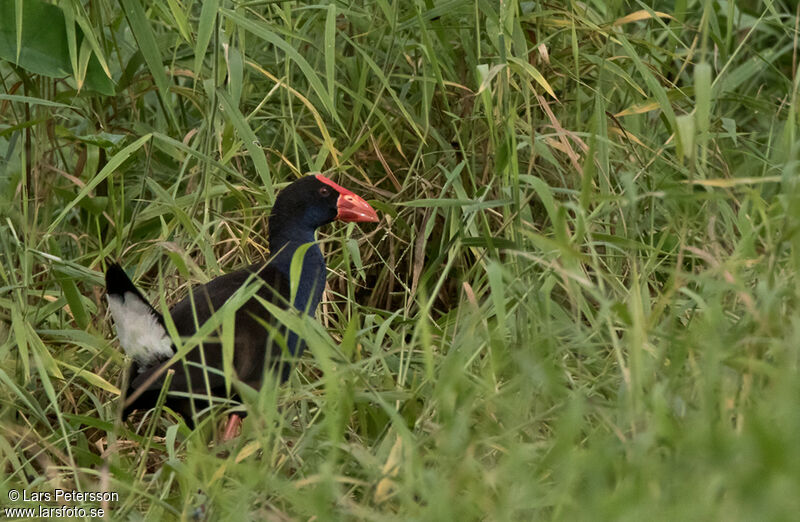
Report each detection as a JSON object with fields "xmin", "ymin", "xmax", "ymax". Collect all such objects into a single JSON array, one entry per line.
[{"xmin": 319, "ymin": 186, "xmax": 330, "ymax": 196}]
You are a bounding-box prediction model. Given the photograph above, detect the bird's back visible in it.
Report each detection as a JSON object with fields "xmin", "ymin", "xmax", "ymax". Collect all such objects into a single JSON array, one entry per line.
[{"xmin": 125, "ymin": 261, "xmax": 298, "ymax": 420}]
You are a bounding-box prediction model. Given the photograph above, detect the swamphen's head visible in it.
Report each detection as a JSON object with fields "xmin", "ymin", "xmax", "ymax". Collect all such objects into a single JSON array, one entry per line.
[{"xmin": 269, "ymin": 174, "xmax": 378, "ymax": 243}]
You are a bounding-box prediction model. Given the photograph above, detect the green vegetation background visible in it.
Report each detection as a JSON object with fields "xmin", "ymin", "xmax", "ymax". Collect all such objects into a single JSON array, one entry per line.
[{"xmin": 1, "ymin": 0, "xmax": 798, "ymax": 519}]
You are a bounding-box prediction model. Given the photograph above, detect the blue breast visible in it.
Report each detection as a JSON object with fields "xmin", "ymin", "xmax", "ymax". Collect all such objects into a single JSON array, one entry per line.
[{"xmin": 268, "ymin": 240, "xmax": 326, "ymax": 358}]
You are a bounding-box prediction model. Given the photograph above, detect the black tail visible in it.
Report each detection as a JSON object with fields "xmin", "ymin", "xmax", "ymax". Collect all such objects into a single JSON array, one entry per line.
[
  {"xmin": 105, "ymin": 263, "xmax": 173, "ymax": 368},
  {"xmin": 107, "ymin": 263, "xmax": 145, "ymax": 302}
]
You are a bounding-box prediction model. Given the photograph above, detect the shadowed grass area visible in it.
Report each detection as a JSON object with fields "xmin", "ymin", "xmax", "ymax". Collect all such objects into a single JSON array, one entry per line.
[{"xmin": 1, "ymin": 0, "xmax": 799, "ymax": 519}]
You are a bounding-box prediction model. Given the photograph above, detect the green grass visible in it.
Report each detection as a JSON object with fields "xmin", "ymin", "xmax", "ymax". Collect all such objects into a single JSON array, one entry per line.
[{"xmin": 1, "ymin": 0, "xmax": 799, "ymax": 519}]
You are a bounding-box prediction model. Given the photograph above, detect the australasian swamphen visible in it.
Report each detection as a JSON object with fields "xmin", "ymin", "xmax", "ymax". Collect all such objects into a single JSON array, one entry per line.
[{"xmin": 105, "ymin": 174, "xmax": 378, "ymax": 438}]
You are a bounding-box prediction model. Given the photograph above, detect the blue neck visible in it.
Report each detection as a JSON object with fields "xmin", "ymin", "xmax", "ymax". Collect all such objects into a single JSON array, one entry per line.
[{"xmin": 269, "ymin": 231, "xmax": 326, "ymax": 316}]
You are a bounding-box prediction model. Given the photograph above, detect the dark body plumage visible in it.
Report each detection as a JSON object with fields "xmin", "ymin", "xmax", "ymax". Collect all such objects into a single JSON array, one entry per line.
[{"xmin": 106, "ymin": 175, "xmax": 377, "ymax": 427}]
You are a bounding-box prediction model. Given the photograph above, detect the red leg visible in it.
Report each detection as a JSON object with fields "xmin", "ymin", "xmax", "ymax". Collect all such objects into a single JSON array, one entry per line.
[{"xmin": 222, "ymin": 413, "xmax": 242, "ymax": 441}]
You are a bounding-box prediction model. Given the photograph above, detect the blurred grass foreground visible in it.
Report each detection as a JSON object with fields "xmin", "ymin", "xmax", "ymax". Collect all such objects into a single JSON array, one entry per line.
[{"xmin": 1, "ymin": 0, "xmax": 800, "ymax": 520}]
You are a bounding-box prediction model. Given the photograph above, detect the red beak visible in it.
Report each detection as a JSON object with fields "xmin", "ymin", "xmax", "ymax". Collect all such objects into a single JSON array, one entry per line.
[{"xmin": 316, "ymin": 174, "xmax": 379, "ymax": 223}]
